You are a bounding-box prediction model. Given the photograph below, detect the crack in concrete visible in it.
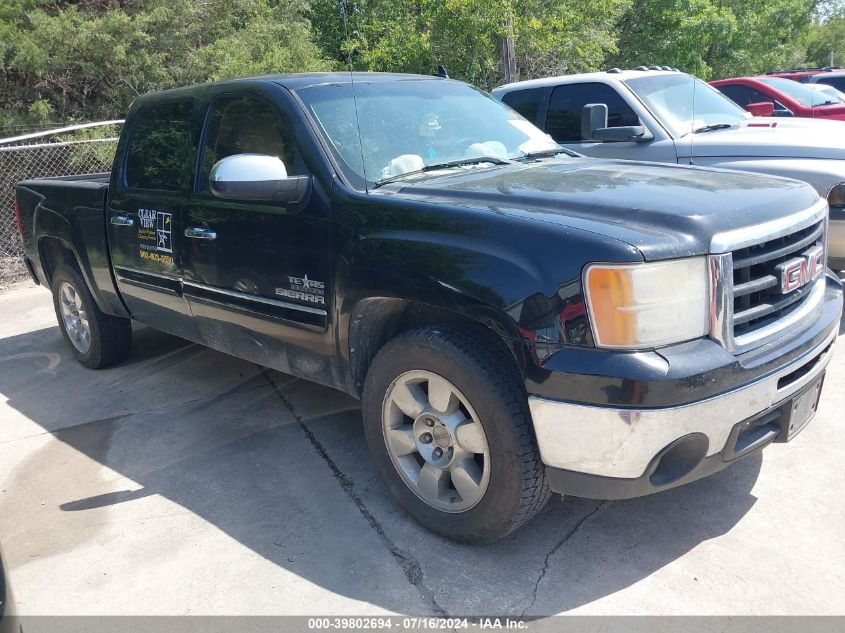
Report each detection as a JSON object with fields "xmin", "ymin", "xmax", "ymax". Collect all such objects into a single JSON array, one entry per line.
[
  {"xmin": 260, "ymin": 368, "xmax": 447, "ymax": 616},
  {"xmin": 520, "ymin": 500, "xmax": 610, "ymax": 617}
]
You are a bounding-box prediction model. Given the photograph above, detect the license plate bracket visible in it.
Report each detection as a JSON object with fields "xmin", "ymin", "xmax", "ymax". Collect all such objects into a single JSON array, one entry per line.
[{"xmin": 779, "ymin": 372, "xmax": 825, "ymax": 442}]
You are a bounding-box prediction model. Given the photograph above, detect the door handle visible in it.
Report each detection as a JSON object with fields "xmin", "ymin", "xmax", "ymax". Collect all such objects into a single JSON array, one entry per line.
[
  {"xmin": 184, "ymin": 227, "xmax": 217, "ymax": 240},
  {"xmin": 110, "ymin": 214, "xmax": 134, "ymax": 227}
]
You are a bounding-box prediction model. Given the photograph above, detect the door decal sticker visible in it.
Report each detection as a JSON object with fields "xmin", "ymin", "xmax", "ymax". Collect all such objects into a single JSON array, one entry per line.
[
  {"xmin": 137, "ymin": 208, "xmax": 175, "ymax": 266},
  {"xmin": 276, "ymin": 274, "xmax": 325, "ymax": 305},
  {"xmin": 156, "ymin": 212, "xmax": 173, "ymax": 253}
]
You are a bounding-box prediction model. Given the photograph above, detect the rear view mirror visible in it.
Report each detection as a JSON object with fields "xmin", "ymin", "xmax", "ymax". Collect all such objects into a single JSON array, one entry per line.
[
  {"xmin": 581, "ymin": 104, "xmax": 654, "ymax": 143},
  {"xmin": 745, "ymin": 101, "xmax": 775, "ymax": 117},
  {"xmin": 209, "ymin": 154, "xmax": 310, "ymax": 204}
]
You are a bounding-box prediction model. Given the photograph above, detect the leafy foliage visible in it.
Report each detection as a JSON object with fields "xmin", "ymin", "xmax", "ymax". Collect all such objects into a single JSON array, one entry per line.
[
  {"xmin": 311, "ymin": 0, "xmax": 626, "ymax": 89},
  {"xmin": 1, "ymin": 0, "xmax": 844, "ymax": 131},
  {"xmin": 805, "ymin": 13, "xmax": 845, "ymax": 67},
  {"xmin": 610, "ymin": 0, "xmax": 817, "ymax": 79},
  {"xmin": 0, "ymin": 0, "xmax": 331, "ymax": 130}
]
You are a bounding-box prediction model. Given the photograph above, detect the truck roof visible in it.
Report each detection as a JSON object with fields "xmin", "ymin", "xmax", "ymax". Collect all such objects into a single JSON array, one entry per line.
[
  {"xmin": 493, "ymin": 69, "xmax": 681, "ymax": 95},
  {"xmin": 274, "ymin": 71, "xmax": 446, "ymax": 89},
  {"xmin": 134, "ymin": 72, "xmax": 449, "ymax": 103},
  {"xmin": 811, "ymin": 70, "xmax": 845, "ymax": 79}
]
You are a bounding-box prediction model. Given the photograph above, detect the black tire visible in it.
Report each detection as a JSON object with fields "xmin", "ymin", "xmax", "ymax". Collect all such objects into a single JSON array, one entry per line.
[
  {"xmin": 51, "ymin": 264, "xmax": 132, "ymax": 369},
  {"xmin": 362, "ymin": 324, "xmax": 551, "ymax": 544}
]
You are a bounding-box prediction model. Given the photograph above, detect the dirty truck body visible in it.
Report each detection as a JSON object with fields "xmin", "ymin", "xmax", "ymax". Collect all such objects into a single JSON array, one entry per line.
[{"xmin": 14, "ymin": 73, "xmax": 843, "ymax": 543}]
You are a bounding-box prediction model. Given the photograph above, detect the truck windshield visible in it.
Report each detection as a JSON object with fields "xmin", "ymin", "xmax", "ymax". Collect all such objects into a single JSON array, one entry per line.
[
  {"xmin": 624, "ymin": 73, "xmax": 750, "ymax": 138},
  {"xmin": 758, "ymin": 76, "xmax": 844, "ymax": 106},
  {"xmin": 295, "ymin": 79, "xmax": 562, "ymax": 188}
]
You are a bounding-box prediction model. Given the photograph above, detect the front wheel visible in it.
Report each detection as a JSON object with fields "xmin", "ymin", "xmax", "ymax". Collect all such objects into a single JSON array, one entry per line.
[
  {"xmin": 362, "ymin": 325, "xmax": 550, "ymax": 543},
  {"xmin": 51, "ymin": 265, "xmax": 132, "ymax": 369}
]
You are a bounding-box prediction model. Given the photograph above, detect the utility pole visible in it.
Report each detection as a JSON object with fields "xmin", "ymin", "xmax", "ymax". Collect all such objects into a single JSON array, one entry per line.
[{"xmin": 497, "ymin": 8, "xmax": 516, "ymax": 84}]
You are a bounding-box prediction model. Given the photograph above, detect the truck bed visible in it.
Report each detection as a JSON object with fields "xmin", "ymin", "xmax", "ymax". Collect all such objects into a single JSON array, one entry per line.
[
  {"xmin": 15, "ymin": 172, "xmax": 125, "ymax": 316},
  {"xmin": 18, "ymin": 171, "xmax": 111, "ymax": 189}
]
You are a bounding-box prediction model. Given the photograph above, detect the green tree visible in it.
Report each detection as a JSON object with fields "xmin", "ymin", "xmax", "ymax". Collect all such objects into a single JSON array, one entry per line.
[
  {"xmin": 0, "ymin": 0, "xmax": 838, "ymax": 133},
  {"xmin": 610, "ymin": 0, "xmax": 814, "ymax": 79},
  {"xmin": 311, "ymin": 0, "xmax": 629, "ymax": 90},
  {"xmin": 805, "ymin": 15, "xmax": 845, "ymax": 66},
  {"xmin": 0, "ymin": 0, "xmax": 331, "ymax": 131}
]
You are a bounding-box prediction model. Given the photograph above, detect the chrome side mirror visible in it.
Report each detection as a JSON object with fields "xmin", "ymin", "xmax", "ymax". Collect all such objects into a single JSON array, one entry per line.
[{"xmin": 209, "ymin": 153, "xmax": 310, "ymax": 204}]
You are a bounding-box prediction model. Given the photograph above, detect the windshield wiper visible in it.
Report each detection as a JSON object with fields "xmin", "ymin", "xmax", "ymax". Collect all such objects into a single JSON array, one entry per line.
[
  {"xmin": 517, "ymin": 148, "xmax": 579, "ymax": 160},
  {"xmin": 373, "ymin": 156, "xmax": 514, "ymax": 188},
  {"xmin": 693, "ymin": 123, "xmax": 735, "ymax": 134}
]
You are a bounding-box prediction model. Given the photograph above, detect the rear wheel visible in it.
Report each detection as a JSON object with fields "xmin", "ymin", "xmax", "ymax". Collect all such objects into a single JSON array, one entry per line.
[
  {"xmin": 51, "ymin": 265, "xmax": 132, "ymax": 369},
  {"xmin": 362, "ymin": 325, "xmax": 550, "ymax": 543}
]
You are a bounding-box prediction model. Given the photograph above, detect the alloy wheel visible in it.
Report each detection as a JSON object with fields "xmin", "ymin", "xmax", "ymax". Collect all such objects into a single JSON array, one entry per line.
[{"xmin": 381, "ymin": 370, "xmax": 491, "ymax": 512}]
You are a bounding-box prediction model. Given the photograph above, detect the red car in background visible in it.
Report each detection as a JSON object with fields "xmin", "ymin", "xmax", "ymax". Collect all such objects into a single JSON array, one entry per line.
[{"xmin": 710, "ymin": 75, "xmax": 845, "ymax": 120}]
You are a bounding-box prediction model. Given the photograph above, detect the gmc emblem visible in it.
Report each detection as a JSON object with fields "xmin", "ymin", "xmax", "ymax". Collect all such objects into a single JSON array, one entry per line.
[{"xmin": 775, "ymin": 245, "xmax": 824, "ymax": 294}]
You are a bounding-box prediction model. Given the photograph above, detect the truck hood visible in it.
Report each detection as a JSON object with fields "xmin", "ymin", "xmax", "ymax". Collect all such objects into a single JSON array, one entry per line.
[
  {"xmin": 381, "ymin": 158, "xmax": 819, "ymax": 260},
  {"xmin": 682, "ymin": 117, "xmax": 845, "ymax": 160}
]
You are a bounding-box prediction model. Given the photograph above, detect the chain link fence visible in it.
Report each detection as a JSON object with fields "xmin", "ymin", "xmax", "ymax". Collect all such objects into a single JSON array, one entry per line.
[{"xmin": 0, "ymin": 121, "xmax": 122, "ymax": 291}]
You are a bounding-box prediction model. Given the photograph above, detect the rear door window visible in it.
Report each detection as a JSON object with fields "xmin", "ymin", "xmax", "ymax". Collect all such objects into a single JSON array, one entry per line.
[
  {"xmin": 125, "ymin": 101, "xmax": 194, "ymax": 191},
  {"xmin": 500, "ymin": 88, "xmax": 545, "ymax": 125},
  {"xmin": 815, "ymin": 76, "xmax": 845, "ymax": 93},
  {"xmin": 546, "ymin": 83, "xmax": 639, "ymax": 142}
]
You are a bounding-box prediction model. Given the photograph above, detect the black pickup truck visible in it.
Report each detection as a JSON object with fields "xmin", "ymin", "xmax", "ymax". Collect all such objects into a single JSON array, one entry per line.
[
  {"xmin": 14, "ymin": 73, "xmax": 843, "ymax": 543},
  {"xmin": 0, "ymin": 543, "xmax": 16, "ymax": 633}
]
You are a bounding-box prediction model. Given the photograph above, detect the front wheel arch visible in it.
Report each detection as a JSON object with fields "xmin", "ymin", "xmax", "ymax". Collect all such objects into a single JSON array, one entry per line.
[{"xmin": 347, "ymin": 297, "xmax": 527, "ymax": 396}]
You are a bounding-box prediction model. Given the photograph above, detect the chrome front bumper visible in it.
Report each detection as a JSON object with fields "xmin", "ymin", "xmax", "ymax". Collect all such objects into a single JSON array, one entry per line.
[{"xmin": 529, "ymin": 326, "xmax": 837, "ymax": 480}]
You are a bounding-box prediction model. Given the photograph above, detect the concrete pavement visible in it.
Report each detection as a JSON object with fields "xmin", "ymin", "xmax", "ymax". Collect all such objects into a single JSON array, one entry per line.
[{"xmin": 1, "ymin": 283, "xmax": 844, "ymax": 615}]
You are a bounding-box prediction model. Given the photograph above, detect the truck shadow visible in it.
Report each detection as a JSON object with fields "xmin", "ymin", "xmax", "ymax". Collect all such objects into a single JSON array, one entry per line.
[{"xmin": 0, "ymin": 324, "xmax": 768, "ymax": 615}]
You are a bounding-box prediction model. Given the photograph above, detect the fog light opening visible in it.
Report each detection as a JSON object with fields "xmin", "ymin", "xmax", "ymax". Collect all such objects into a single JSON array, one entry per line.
[{"xmin": 648, "ymin": 433, "xmax": 709, "ymax": 487}]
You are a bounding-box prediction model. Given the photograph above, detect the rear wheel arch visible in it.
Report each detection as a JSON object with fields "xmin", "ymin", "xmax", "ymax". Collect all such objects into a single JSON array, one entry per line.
[
  {"xmin": 38, "ymin": 236, "xmax": 80, "ymax": 286},
  {"xmin": 37, "ymin": 236, "xmax": 123, "ymax": 317}
]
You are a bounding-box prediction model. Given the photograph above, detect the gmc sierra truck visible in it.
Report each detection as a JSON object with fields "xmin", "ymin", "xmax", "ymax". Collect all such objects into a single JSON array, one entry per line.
[
  {"xmin": 0, "ymin": 543, "xmax": 14, "ymax": 633},
  {"xmin": 492, "ymin": 68, "xmax": 845, "ymax": 271},
  {"xmin": 14, "ymin": 73, "xmax": 843, "ymax": 543}
]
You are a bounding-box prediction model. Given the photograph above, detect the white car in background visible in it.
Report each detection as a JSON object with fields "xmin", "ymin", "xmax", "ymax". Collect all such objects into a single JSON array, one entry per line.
[
  {"xmin": 810, "ymin": 83, "xmax": 845, "ymax": 104},
  {"xmin": 807, "ymin": 69, "xmax": 845, "ymax": 94},
  {"xmin": 493, "ymin": 69, "xmax": 845, "ymax": 270}
]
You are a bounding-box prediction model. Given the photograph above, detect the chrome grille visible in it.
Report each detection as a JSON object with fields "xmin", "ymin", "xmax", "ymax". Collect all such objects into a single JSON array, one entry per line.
[
  {"xmin": 731, "ymin": 218, "xmax": 825, "ymax": 336},
  {"xmin": 708, "ymin": 200, "xmax": 829, "ymax": 353}
]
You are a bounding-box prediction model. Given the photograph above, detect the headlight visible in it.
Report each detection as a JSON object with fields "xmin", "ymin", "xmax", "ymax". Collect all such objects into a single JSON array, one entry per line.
[
  {"xmin": 827, "ymin": 182, "xmax": 845, "ymax": 207},
  {"xmin": 584, "ymin": 257, "xmax": 709, "ymax": 349}
]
